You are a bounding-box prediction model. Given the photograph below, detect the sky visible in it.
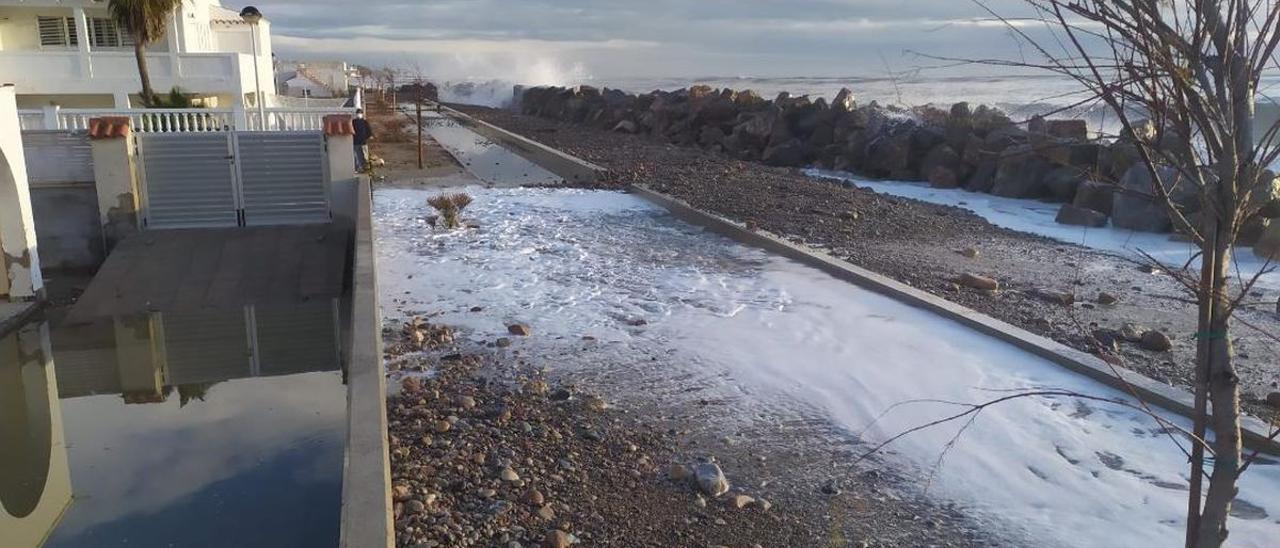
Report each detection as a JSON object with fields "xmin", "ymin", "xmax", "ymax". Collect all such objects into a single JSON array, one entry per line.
[{"xmin": 264, "ymin": 0, "xmax": 1051, "ymax": 84}]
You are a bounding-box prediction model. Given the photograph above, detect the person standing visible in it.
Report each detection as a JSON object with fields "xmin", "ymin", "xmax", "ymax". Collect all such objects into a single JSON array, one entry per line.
[{"xmin": 353, "ymin": 109, "xmax": 374, "ymax": 172}]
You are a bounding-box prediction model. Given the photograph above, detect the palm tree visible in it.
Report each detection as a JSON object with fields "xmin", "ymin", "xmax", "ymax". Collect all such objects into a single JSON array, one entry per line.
[{"xmin": 107, "ymin": 0, "xmax": 183, "ymax": 106}]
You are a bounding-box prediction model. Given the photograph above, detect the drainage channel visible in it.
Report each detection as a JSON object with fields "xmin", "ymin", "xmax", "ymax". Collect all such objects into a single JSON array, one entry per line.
[{"xmin": 379, "ymin": 116, "xmax": 1280, "ymax": 546}]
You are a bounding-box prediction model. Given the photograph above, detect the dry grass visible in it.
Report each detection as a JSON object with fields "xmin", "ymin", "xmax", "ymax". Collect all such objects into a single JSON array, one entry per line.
[{"xmin": 428, "ymin": 192, "xmax": 473, "ymax": 229}]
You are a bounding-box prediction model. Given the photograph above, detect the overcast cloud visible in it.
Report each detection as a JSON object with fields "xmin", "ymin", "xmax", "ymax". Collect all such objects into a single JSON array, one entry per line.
[{"xmin": 263, "ymin": 0, "xmax": 1059, "ymax": 82}]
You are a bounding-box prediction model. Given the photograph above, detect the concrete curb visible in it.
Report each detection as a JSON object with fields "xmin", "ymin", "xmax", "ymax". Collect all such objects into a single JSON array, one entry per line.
[
  {"xmin": 435, "ymin": 104, "xmax": 608, "ymax": 185},
  {"xmin": 628, "ymin": 185, "xmax": 1279, "ymax": 454},
  {"xmin": 339, "ymin": 176, "xmax": 393, "ymax": 548}
]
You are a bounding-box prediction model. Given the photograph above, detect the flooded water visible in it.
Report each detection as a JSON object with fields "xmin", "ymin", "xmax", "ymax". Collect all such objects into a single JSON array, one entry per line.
[
  {"xmin": 421, "ymin": 111, "xmax": 563, "ymax": 186},
  {"xmin": 375, "ymin": 185, "xmax": 1280, "ymax": 547},
  {"xmin": 1, "ymin": 301, "xmax": 346, "ymax": 547}
]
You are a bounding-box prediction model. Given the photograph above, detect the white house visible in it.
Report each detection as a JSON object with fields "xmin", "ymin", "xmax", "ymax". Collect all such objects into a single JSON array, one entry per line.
[
  {"xmin": 277, "ymin": 60, "xmax": 355, "ymax": 99},
  {"xmin": 0, "ymin": 0, "xmax": 274, "ymax": 109}
]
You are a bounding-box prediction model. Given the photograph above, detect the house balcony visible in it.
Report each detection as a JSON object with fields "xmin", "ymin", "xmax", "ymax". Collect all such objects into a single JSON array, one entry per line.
[{"xmin": 0, "ymin": 49, "xmax": 266, "ymax": 106}]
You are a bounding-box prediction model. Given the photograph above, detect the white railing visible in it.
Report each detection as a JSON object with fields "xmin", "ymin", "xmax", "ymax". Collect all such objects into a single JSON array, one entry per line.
[{"xmin": 17, "ymin": 106, "xmax": 356, "ymax": 133}]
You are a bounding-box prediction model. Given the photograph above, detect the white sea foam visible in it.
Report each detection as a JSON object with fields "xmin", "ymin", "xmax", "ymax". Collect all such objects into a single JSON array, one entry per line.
[{"xmin": 375, "ymin": 186, "xmax": 1280, "ymax": 547}]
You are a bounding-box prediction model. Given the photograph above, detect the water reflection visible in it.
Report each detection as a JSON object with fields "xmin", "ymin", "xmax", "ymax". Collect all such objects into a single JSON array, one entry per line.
[
  {"xmin": 0, "ymin": 324, "xmax": 72, "ymax": 547},
  {"xmin": 1, "ymin": 300, "xmax": 347, "ymax": 547}
]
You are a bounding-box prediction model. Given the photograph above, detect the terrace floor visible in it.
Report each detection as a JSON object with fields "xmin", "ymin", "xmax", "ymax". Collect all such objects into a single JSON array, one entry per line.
[{"xmin": 67, "ymin": 224, "xmax": 349, "ymax": 323}]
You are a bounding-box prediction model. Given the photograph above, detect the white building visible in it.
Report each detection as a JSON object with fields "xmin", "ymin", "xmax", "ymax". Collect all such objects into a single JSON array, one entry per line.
[
  {"xmin": 0, "ymin": 0, "xmax": 274, "ymax": 109},
  {"xmin": 277, "ymin": 60, "xmax": 356, "ymax": 99}
]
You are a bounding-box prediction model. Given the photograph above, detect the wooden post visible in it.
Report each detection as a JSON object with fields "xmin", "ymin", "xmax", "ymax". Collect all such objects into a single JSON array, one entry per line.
[{"xmin": 416, "ymin": 98, "xmax": 423, "ymax": 169}]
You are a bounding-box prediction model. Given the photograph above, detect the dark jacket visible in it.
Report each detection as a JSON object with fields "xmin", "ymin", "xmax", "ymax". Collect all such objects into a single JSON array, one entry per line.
[{"xmin": 353, "ymin": 118, "xmax": 373, "ymax": 145}]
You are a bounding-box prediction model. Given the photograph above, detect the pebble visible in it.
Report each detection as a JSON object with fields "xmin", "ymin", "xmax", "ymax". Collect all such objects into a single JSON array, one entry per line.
[
  {"xmin": 1140, "ymin": 330, "xmax": 1173, "ymax": 352},
  {"xmin": 392, "ymin": 484, "xmax": 412, "ymax": 501},
  {"xmin": 434, "ymin": 420, "xmax": 452, "ymax": 433},
  {"xmin": 544, "ymin": 529, "xmax": 576, "ymax": 548},
  {"xmin": 496, "ymin": 337, "xmax": 512, "ymax": 347},
  {"xmin": 956, "ymin": 272, "xmax": 999, "ymax": 291},
  {"xmin": 729, "ymin": 494, "xmax": 754, "ymax": 509},
  {"xmin": 508, "ymin": 324, "xmax": 532, "ymax": 336},
  {"xmin": 755, "ymin": 497, "xmax": 773, "ymax": 511},
  {"xmin": 669, "ymin": 463, "xmax": 692, "ymax": 481},
  {"xmin": 537, "ymin": 504, "xmax": 556, "ymax": 521},
  {"xmin": 693, "ymin": 462, "xmax": 730, "ymax": 497},
  {"xmin": 407, "ymin": 499, "xmax": 426, "ymax": 514},
  {"xmin": 958, "ymin": 247, "xmax": 980, "ymax": 258},
  {"xmin": 524, "ymin": 489, "xmax": 545, "ymax": 505},
  {"xmin": 1267, "ymin": 392, "xmax": 1280, "ymax": 408},
  {"xmin": 500, "ymin": 466, "xmax": 521, "ymax": 482},
  {"xmin": 1097, "ymin": 292, "xmax": 1119, "ymax": 305}
]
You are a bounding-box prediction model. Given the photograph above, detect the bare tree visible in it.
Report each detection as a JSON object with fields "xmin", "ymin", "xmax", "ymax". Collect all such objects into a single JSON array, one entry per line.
[{"xmin": 916, "ymin": 2, "xmax": 1280, "ymax": 546}]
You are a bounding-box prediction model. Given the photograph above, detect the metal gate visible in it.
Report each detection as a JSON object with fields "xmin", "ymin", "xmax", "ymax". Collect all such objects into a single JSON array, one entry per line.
[
  {"xmin": 137, "ymin": 131, "xmax": 329, "ymax": 229},
  {"xmin": 22, "ymin": 130, "xmax": 94, "ymax": 184}
]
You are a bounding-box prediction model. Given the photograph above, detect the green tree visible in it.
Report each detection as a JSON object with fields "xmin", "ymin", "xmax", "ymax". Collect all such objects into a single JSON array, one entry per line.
[{"xmin": 107, "ymin": 0, "xmax": 183, "ymax": 106}]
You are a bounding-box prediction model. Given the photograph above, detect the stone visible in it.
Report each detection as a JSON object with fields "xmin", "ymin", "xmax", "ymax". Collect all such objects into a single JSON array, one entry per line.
[
  {"xmin": 694, "ymin": 462, "xmax": 731, "ymax": 497},
  {"xmin": 496, "ymin": 337, "xmax": 512, "ymax": 348},
  {"xmin": 1072, "ymin": 181, "xmax": 1115, "ymax": 216},
  {"xmin": 921, "ymin": 144, "xmax": 965, "ymax": 188},
  {"xmin": 434, "ymin": 420, "xmax": 452, "ymax": 433},
  {"xmin": 406, "ymin": 499, "xmax": 426, "ymax": 514},
  {"xmin": 524, "ymin": 489, "xmax": 545, "ymax": 505},
  {"xmin": 583, "ymin": 395, "xmax": 607, "ymax": 411},
  {"xmin": 401, "ymin": 376, "xmax": 422, "ymax": 393},
  {"xmin": 992, "ymin": 145, "xmax": 1053, "ymax": 199},
  {"xmin": 1112, "ymin": 165, "xmax": 1195, "ymax": 233},
  {"xmin": 500, "ymin": 466, "xmax": 521, "ymax": 482},
  {"xmin": 958, "ymin": 247, "xmax": 980, "ymax": 258},
  {"xmin": 1097, "ymin": 292, "xmax": 1119, "ymax": 305},
  {"xmin": 1030, "ymin": 289, "xmax": 1075, "ymax": 306},
  {"xmin": 832, "ymin": 88, "xmax": 857, "ymax": 112},
  {"xmin": 1119, "ymin": 323, "xmax": 1146, "ymax": 342},
  {"xmin": 1045, "ymin": 119, "xmax": 1089, "ymax": 141},
  {"xmin": 669, "ymin": 463, "xmax": 692, "ymax": 481},
  {"xmin": 537, "ymin": 504, "xmax": 556, "ymax": 521},
  {"xmin": 392, "ymin": 483, "xmax": 412, "ymax": 501},
  {"xmin": 761, "ymin": 138, "xmax": 807, "ymax": 166},
  {"xmin": 456, "ymin": 395, "xmax": 476, "ymax": 409},
  {"xmin": 508, "ymin": 324, "xmax": 532, "ymax": 336},
  {"xmin": 729, "ymin": 494, "xmax": 755, "ymax": 509},
  {"xmin": 820, "ymin": 480, "xmax": 842, "ymax": 496},
  {"xmin": 612, "ymin": 120, "xmax": 638, "ymax": 134},
  {"xmin": 1267, "ymin": 392, "xmax": 1280, "ymax": 408},
  {"xmin": 956, "ymin": 273, "xmax": 999, "ymax": 291},
  {"xmin": 950, "ymin": 101, "xmax": 972, "ymax": 119},
  {"xmin": 1055, "ymin": 204, "xmax": 1108, "ymax": 228},
  {"xmin": 1238, "ymin": 216, "xmax": 1271, "ymax": 247},
  {"xmin": 1255, "ymin": 222, "xmax": 1280, "ymax": 260},
  {"xmin": 754, "ymin": 498, "xmax": 773, "ymax": 511},
  {"xmin": 1140, "ymin": 330, "xmax": 1173, "ymax": 352},
  {"xmin": 1044, "ymin": 167, "xmax": 1085, "ymax": 203},
  {"xmin": 544, "ymin": 529, "xmax": 576, "ymax": 548}
]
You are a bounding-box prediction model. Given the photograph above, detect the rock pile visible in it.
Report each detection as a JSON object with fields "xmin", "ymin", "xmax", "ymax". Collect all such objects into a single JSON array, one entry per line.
[{"xmin": 517, "ymin": 85, "xmax": 1280, "ymax": 259}]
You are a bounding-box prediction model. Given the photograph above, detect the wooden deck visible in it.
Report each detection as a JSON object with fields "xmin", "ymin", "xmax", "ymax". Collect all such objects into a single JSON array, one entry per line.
[{"xmin": 67, "ymin": 225, "xmax": 349, "ymax": 323}]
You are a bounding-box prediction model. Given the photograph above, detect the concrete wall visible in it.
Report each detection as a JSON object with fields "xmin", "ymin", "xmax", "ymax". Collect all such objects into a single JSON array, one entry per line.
[{"xmin": 29, "ymin": 184, "xmax": 104, "ymax": 271}]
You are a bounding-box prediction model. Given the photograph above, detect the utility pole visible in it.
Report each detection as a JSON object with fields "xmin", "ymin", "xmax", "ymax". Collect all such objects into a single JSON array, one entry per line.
[{"xmin": 416, "ymin": 95, "xmax": 424, "ymax": 169}]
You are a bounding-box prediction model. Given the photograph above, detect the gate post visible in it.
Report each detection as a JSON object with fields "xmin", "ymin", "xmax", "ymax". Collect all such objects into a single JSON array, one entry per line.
[
  {"xmin": 323, "ymin": 114, "xmax": 357, "ymax": 229},
  {"xmin": 88, "ymin": 117, "xmax": 142, "ymax": 251}
]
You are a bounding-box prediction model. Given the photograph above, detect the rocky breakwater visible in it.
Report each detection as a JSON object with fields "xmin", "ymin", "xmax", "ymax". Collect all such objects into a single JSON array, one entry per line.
[{"xmin": 517, "ymin": 85, "xmax": 1280, "ymax": 258}]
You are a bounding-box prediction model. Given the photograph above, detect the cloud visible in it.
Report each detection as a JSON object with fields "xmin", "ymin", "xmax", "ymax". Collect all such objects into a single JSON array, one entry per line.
[{"xmin": 261, "ymin": 0, "xmax": 1062, "ymax": 80}]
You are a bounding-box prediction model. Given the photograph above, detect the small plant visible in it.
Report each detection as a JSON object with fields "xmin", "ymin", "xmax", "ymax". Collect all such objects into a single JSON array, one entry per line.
[{"xmin": 427, "ymin": 192, "xmax": 473, "ymax": 229}]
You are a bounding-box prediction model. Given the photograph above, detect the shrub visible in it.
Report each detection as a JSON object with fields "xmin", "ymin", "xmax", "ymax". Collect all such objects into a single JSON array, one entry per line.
[{"xmin": 427, "ymin": 192, "xmax": 473, "ymax": 229}]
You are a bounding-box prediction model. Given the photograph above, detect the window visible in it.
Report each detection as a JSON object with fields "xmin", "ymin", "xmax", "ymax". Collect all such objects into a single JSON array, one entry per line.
[
  {"xmin": 37, "ymin": 16, "xmax": 77, "ymax": 48},
  {"xmin": 88, "ymin": 18, "xmax": 135, "ymax": 48}
]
